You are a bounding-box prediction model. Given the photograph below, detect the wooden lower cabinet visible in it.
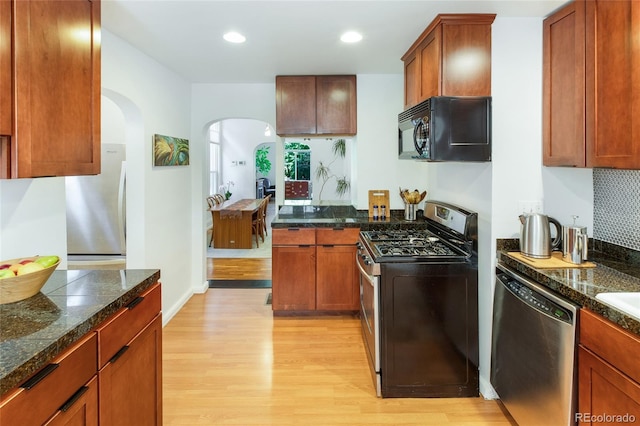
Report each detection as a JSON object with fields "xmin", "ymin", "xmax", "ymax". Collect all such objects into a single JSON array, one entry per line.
[
  {"xmin": 0, "ymin": 333, "xmax": 97, "ymax": 426},
  {"xmin": 578, "ymin": 309, "xmax": 640, "ymax": 424},
  {"xmin": 579, "ymin": 347, "xmax": 640, "ymax": 424},
  {"xmin": 272, "ymin": 245, "xmax": 316, "ymax": 311},
  {"xmin": 0, "ymin": 282, "xmax": 162, "ymax": 426},
  {"xmin": 98, "ymin": 315, "xmax": 162, "ymax": 426},
  {"xmin": 316, "ymin": 244, "xmax": 359, "ymax": 311},
  {"xmin": 272, "ymin": 227, "xmax": 360, "ymax": 313}
]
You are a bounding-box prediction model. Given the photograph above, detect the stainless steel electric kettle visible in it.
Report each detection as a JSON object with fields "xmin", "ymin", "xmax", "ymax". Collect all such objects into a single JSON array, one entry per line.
[{"xmin": 519, "ymin": 213, "xmax": 562, "ymax": 259}]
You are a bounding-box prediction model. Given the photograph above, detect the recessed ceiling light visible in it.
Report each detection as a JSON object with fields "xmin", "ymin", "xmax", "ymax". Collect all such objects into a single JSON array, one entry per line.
[
  {"xmin": 223, "ymin": 31, "xmax": 246, "ymax": 43},
  {"xmin": 340, "ymin": 31, "xmax": 362, "ymax": 43}
]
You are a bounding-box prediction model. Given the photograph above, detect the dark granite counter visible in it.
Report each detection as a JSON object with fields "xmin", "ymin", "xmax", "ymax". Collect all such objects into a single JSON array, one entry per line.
[
  {"xmin": 0, "ymin": 268, "xmax": 160, "ymax": 396},
  {"xmin": 497, "ymin": 239, "xmax": 640, "ymax": 336},
  {"xmin": 271, "ymin": 205, "xmax": 431, "ymax": 231}
]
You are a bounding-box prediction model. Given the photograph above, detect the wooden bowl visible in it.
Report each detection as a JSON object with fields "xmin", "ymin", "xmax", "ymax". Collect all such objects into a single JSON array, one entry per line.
[{"xmin": 0, "ymin": 257, "xmax": 60, "ymax": 304}]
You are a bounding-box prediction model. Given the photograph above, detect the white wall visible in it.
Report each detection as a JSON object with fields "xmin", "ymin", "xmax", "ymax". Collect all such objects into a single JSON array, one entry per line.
[
  {"xmin": 101, "ymin": 30, "xmax": 193, "ymax": 323},
  {"xmin": 354, "ymin": 74, "xmax": 426, "ymax": 209}
]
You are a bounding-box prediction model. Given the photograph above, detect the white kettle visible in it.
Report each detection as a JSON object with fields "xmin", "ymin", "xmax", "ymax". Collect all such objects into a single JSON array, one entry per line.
[{"xmin": 519, "ymin": 213, "xmax": 562, "ymax": 259}]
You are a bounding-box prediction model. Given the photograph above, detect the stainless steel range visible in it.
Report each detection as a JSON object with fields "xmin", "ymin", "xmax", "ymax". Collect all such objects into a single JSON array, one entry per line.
[{"xmin": 357, "ymin": 201, "xmax": 479, "ymax": 398}]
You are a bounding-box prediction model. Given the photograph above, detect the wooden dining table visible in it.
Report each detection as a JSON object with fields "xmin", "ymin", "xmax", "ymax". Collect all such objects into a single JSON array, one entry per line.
[{"xmin": 209, "ymin": 198, "xmax": 263, "ymax": 249}]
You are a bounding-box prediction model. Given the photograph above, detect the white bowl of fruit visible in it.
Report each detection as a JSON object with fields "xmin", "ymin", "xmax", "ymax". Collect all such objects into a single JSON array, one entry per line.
[{"xmin": 0, "ymin": 256, "xmax": 60, "ymax": 304}]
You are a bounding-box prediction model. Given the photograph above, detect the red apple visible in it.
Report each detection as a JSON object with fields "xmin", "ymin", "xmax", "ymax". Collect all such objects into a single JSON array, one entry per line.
[
  {"xmin": 0, "ymin": 264, "xmax": 10, "ymax": 270},
  {"xmin": 19, "ymin": 259, "xmax": 34, "ymax": 265}
]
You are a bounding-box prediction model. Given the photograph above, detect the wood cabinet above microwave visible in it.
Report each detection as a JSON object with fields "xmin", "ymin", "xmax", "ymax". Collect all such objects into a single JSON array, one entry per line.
[
  {"xmin": 275, "ymin": 75, "xmax": 357, "ymax": 137},
  {"xmin": 401, "ymin": 14, "xmax": 495, "ymax": 109},
  {"xmin": 543, "ymin": 0, "xmax": 640, "ymax": 169},
  {"xmin": 1, "ymin": 0, "xmax": 101, "ymax": 179}
]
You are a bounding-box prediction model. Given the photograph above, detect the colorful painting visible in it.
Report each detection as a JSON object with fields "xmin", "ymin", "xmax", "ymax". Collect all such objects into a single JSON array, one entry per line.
[{"xmin": 153, "ymin": 134, "xmax": 190, "ymax": 166}]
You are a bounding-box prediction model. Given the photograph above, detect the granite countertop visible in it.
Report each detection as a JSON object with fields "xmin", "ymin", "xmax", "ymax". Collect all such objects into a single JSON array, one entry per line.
[
  {"xmin": 0, "ymin": 268, "xmax": 161, "ymax": 396},
  {"xmin": 497, "ymin": 239, "xmax": 640, "ymax": 336},
  {"xmin": 272, "ymin": 204, "xmax": 430, "ymax": 230}
]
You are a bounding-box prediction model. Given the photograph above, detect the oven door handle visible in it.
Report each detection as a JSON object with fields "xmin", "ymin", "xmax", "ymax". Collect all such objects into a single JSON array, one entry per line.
[{"xmin": 356, "ymin": 256, "xmax": 376, "ymax": 286}]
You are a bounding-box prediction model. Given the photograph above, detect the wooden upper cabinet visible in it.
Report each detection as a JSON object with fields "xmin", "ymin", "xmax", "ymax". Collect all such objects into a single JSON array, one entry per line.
[
  {"xmin": 275, "ymin": 76, "xmax": 317, "ymax": 135},
  {"xmin": 0, "ymin": 0, "xmax": 11, "ymax": 137},
  {"xmin": 403, "ymin": 51, "xmax": 420, "ymax": 109},
  {"xmin": 9, "ymin": 0, "xmax": 101, "ymax": 178},
  {"xmin": 544, "ymin": 0, "xmax": 640, "ymax": 169},
  {"xmin": 585, "ymin": 0, "xmax": 640, "ymax": 169},
  {"xmin": 315, "ymin": 75, "xmax": 357, "ymax": 135},
  {"xmin": 401, "ymin": 14, "xmax": 495, "ymax": 109},
  {"xmin": 276, "ymin": 75, "xmax": 357, "ymax": 136},
  {"xmin": 543, "ymin": 0, "xmax": 586, "ymax": 167}
]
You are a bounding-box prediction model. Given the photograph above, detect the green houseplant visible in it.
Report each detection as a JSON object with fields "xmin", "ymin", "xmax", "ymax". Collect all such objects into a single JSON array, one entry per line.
[{"xmin": 255, "ymin": 145, "xmax": 272, "ymax": 176}]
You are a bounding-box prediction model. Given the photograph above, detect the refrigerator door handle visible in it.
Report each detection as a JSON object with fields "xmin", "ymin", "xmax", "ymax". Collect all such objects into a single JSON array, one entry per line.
[{"xmin": 118, "ymin": 160, "xmax": 126, "ymax": 255}]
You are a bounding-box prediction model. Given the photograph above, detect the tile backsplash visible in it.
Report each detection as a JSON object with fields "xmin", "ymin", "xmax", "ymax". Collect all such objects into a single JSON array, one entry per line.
[{"xmin": 593, "ymin": 169, "xmax": 640, "ymax": 250}]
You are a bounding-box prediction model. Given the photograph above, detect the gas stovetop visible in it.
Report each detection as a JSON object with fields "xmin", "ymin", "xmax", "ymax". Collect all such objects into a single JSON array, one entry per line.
[{"xmin": 360, "ymin": 229, "xmax": 468, "ymax": 261}]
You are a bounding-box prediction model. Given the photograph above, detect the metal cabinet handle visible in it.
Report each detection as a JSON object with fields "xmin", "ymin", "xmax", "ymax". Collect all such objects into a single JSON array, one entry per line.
[
  {"xmin": 21, "ymin": 363, "xmax": 59, "ymax": 390},
  {"xmin": 60, "ymin": 386, "xmax": 89, "ymax": 412},
  {"xmin": 126, "ymin": 296, "xmax": 144, "ymax": 310},
  {"xmin": 109, "ymin": 345, "xmax": 130, "ymax": 364}
]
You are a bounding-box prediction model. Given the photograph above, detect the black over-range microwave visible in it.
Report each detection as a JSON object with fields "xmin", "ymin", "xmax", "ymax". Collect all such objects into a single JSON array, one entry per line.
[{"xmin": 398, "ymin": 96, "xmax": 492, "ymax": 162}]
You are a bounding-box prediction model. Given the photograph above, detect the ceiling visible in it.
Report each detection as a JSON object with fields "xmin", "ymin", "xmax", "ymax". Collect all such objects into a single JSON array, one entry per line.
[{"xmin": 102, "ymin": 0, "xmax": 566, "ymax": 84}]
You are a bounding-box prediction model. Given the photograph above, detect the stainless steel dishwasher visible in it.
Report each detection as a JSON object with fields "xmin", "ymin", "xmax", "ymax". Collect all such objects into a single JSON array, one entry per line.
[{"xmin": 491, "ymin": 262, "xmax": 579, "ymax": 426}]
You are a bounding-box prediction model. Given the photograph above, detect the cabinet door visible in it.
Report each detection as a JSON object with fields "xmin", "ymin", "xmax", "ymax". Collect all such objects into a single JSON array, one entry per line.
[
  {"xmin": 403, "ymin": 51, "xmax": 420, "ymax": 109},
  {"xmin": 316, "ymin": 75, "xmax": 357, "ymax": 135},
  {"xmin": 578, "ymin": 346, "xmax": 640, "ymax": 423},
  {"xmin": 419, "ymin": 28, "xmax": 441, "ymax": 101},
  {"xmin": 543, "ymin": 1, "xmax": 586, "ymax": 167},
  {"xmin": 585, "ymin": 0, "xmax": 640, "ymax": 169},
  {"xmin": 99, "ymin": 314, "xmax": 162, "ymax": 426},
  {"xmin": 272, "ymin": 245, "xmax": 316, "ymax": 311},
  {"xmin": 13, "ymin": 0, "xmax": 100, "ymax": 178},
  {"xmin": 316, "ymin": 245, "xmax": 359, "ymax": 311},
  {"xmin": 44, "ymin": 376, "xmax": 99, "ymax": 426},
  {"xmin": 0, "ymin": 0, "xmax": 11, "ymax": 136},
  {"xmin": 275, "ymin": 76, "xmax": 316, "ymax": 135},
  {"xmin": 441, "ymin": 22, "xmax": 492, "ymax": 96}
]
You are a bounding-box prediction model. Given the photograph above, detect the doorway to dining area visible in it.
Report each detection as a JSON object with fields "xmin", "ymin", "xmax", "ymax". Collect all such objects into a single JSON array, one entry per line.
[{"xmin": 206, "ymin": 118, "xmax": 276, "ymax": 287}]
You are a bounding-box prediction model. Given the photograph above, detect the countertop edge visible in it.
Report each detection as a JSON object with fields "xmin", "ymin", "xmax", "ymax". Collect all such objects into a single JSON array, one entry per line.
[
  {"xmin": 0, "ymin": 269, "xmax": 161, "ymax": 397},
  {"xmin": 496, "ymin": 250, "xmax": 640, "ymax": 336}
]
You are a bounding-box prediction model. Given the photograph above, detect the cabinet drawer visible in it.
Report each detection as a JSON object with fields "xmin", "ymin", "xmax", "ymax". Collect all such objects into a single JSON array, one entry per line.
[
  {"xmin": 316, "ymin": 227, "xmax": 360, "ymax": 245},
  {"xmin": 272, "ymin": 228, "xmax": 316, "ymax": 245},
  {"xmin": 580, "ymin": 309, "xmax": 640, "ymax": 383},
  {"xmin": 0, "ymin": 332, "xmax": 97, "ymax": 426},
  {"xmin": 96, "ymin": 283, "xmax": 161, "ymax": 368}
]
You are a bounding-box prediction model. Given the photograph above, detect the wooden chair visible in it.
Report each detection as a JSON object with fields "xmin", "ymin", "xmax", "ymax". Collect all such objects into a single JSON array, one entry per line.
[
  {"xmin": 251, "ymin": 197, "xmax": 268, "ymax": 247},
  {"xmin": 206, "ymin": 196, "xmax": 222, "ymax": 247},
  {"xmin": 261, "ymin": 194, "xmax": 272, "ymax": 237}
]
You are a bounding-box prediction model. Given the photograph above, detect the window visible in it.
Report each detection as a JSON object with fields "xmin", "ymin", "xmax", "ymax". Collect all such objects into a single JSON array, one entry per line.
[
  {"xmin": 284, "ymin": 142, "xmax": 311, "ymax": 180},
  {"xmin": 209, "ymin": 122, "xmax": 221, "ymax": 195}
]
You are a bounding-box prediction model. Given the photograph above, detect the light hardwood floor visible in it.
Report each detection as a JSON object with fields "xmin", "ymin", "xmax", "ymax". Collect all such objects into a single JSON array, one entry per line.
[
  {"xmin": 163, "ymin": 288, "xmax": 515, "ymax": 425},
  {"xmin": 207, "ymin": 258, "xmax": 272, "ymax": 280}
]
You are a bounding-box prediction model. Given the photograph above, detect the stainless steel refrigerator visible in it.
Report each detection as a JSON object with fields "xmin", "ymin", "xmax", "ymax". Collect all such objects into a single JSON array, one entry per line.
[{"xmin": 66, "ymin": 143, "xmax": 126, "ymax": 260}]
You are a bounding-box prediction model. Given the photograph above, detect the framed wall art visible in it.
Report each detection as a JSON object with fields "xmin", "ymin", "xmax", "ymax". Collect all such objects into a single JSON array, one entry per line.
[{"xmin": 153, "ymin": 134, "xmax": 190, "ymax": 166}]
